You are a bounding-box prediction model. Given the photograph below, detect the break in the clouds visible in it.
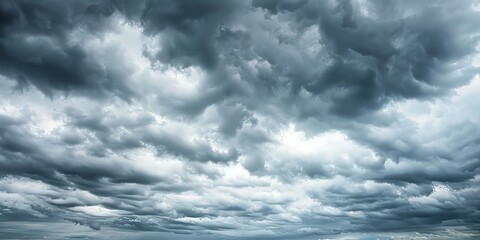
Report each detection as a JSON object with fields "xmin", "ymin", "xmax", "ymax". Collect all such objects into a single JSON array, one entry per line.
[{"xmin": 1, "ymin": 0, "xmax": 480, "ymax": 239}]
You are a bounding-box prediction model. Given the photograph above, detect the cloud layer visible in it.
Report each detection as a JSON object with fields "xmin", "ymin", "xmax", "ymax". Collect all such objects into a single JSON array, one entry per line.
[{"xmin": 1, "ymin": 0, "xmax": 480, "ymax": 239}]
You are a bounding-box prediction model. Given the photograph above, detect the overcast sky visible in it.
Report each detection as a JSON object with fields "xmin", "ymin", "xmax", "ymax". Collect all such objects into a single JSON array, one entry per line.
[{"xmin": 1, "ymin": 0, "xmax": 480, "ymax": 239}]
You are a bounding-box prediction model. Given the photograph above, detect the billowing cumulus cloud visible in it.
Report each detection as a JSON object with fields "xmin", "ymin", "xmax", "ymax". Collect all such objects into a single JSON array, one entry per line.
[{"xmin": 1, "ymin": 0, "xmax": 480, "ymax": 239}]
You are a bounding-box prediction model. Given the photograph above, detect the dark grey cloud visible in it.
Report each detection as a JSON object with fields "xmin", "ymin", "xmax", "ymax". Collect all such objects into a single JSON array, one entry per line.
[
  {"xmin": 1, "ymin": 0, "xmax": 480, "ymax": 239},
  {"xmin": 0, "ymin": 112, "xmax": 164, "ymax": 187},
  {"xmin": 0, "ymin": 0, "xmax": 134, "ymax": 99},
  {"xmin": 109, "ymin": 0, "xmax": 247, "ymax": 72},
  {"xmin": 252, "ymin": 0, "xmax": 480, "ymax": 118}
]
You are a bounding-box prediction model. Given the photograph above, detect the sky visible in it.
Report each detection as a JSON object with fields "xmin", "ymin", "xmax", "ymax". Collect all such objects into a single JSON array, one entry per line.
[{"xmin": 0, "ymin": 0, "xmax": 480, "ymax": 239}]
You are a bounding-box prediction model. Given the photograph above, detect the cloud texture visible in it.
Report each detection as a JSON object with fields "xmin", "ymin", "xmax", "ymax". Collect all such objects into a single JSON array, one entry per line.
[{"xmin": 1, "ymin": 0, "xmax": 480, "ymax": 239}]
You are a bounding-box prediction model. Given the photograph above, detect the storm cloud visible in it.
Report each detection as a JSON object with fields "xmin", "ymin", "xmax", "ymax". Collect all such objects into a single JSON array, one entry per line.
[{"xmin": 1, "ymin": 0, "xmax": 480, "ymax": 239}]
